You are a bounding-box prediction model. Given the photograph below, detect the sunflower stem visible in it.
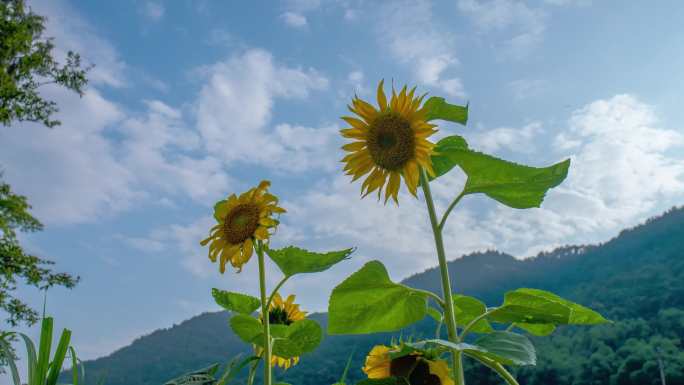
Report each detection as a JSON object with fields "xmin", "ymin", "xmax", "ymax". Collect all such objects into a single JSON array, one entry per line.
[
  {"xmin": 419, "ymin": 168, "xmax": 466, "ymax": 385},
  {"xmin": 256, "ymin": 241, "xmax": 272, "ymax": 385},
  {"xmin": 267, "ymin": 275, "xmax": 291, "ymax": 310}
]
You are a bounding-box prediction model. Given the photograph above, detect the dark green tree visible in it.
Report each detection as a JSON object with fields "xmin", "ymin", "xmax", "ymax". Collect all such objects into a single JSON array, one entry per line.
[
  {"xmin": 1, "ymin": 0, "xmax": 86, "ymax": 370},
  {"xmin": 1, "ymin": 0, "xmax": 88, "ymax": 128}
]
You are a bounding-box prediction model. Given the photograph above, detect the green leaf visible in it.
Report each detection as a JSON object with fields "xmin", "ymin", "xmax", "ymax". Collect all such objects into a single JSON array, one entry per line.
[
  {"xmin": 212, "ymin": 289, "xmax": 260, "ymax": 315},
  {"xmin": 328, "ymin": 261, "xmax": 428, "ymax": 334},
  {"xmin": 453, "ymin": 294, "xmax": 494, "ymax": 334},
  {"xmin": 429, "ymin": 135, "xmax": 570, "ymax": 209},
  {"xmin": 229, "ymin": 314, "xmax": 263, "ymax": 344},
  {"xmin": 272, "ymin": 319, "xmax": 323, "ymax": 358},
  {"xmin": 266, "ymin": 246, "xmax": 354, "ymax": 276},
  {"xmin": 230, "ymin": 314, "xmax": 323, "ymax": 358},
  {"xmin": 45, "ymin": 328, "xmax": 72, "ymax": 385},
  {"xmin": 427, "ymin": 307, "xmax": 443, "ymax": 323},
  {"xmin": 468, "ymin": 331, "xmax": 536, "ymax": 366},
  {"xmin": 489, "ymin": 288, "xmax": 609, "ymax": 330},
  {"xmin": 423, "ymin": 97, "xmax": 468, "ymax": 124},
  {"xmin": 514, "ymin": 323, "xmax": 556, "ymax": 336}
]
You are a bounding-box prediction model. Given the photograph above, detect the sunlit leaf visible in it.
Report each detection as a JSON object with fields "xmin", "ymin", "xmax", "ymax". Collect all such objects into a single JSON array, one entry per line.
[
  {"xmin": 453, "ymin": 294, "xmax": 494, "ymax": 334},
  {"xmin": 271, "ymin": 319, "xmax": 323, "ymax": 358},
  {"xmin": 423, "ymin": 97, "xmax": 468, "ymax": 124},
  {"xmin": 328, "ymin": 261, "xmax": 428, "ymax": 334},
  {"xmin": 429, "ymin": 135, "xmax": 570, "ymax": 209},
  {"xmin": 229, "ymin": 314, "xmax": 262, "ymax": 344},
  {"xmin": 212, "ymin": 289, "xmax": 260, "ymax": 315},
  {"xmin": 266, "ymin": 246, "xmax": 354, "ymax": 277}
]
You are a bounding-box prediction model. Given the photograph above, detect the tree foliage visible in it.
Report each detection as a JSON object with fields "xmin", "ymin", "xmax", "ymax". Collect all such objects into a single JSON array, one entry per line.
[
  {"xmin": 0, "ymin": 180, "xmax": 79, "ymax": 327},
  {"xmin": 1, "ymin": 0, "xmax": 88, "ymax": 128}
]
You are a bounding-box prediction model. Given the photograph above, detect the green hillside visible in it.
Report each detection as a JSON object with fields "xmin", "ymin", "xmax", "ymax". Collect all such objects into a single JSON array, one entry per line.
[{"xmin": 66, "ymin": 207, "xmax": 684, "ymax": 385}]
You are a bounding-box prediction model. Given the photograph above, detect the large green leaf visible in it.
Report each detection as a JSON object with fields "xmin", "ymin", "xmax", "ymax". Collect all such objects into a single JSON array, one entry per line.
[
  {"xmin": 489, "ymin": 288, "xmax": 609, "ymax": 331},
  {"xmin": 266, "ymin": 246, "xmax": 354, "ymax": 276},
  {"xmin": 229, "ymin": 314, "xmax": 262, "ymax": 344},
  {"xmin": 230, "ymin": 315, "xmax": 322, "ymax": 358},
  {"xmin": 271, "ymin": 319, "xmax": 323, "ymax": 358},
  {"xmin": 212, "ymin": 289, "xmax": 260, "ymax": 315},
  {"xmin": 430, "ymin": 135, "xmax": 570, "ymax": 209},
  {"xmin": 328, "ymin": 261, "xmax": 428, "ymax": 334},
  {"xmin": 423, "ymin": 97, "xmax": 468, "ymax": 124},
  {"xmin": 467, "ymin": 331, "xmax": 536, "ymax": 366},
  {"xmin": 453, "ymin": 294, "xmax": 494, "ymax": 334}
]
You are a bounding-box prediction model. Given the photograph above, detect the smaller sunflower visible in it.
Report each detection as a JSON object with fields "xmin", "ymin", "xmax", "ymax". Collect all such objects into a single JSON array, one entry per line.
[
  {"xmin": 255, "ymin": 293, "xmax": 308, "ymax": 369},
  {"xmin": 200, "ymin": 180, "xmax": 285, "ymax": 273},
  {"xmin": 340, "ymin": 80, "xmax": 438, "ymax": 204},
  {"xmin": 363, "ymin": 345, "xmax": 454, "ymax": 385}
]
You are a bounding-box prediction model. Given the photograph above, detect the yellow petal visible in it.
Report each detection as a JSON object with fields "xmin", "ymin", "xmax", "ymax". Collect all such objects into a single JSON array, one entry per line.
[
  {"xmin": 376, "ymin": 79, "xmax": 388, "ymax": 111},
  {"xmin": 384, "ymin": 172, "xmax": 401, "ymax": 204},
  {"xmin": 342, "ymin": 141, "xmax": 366, "ymax": 151},
  {"xmin": 428, "ymin": 359, "xmax": 455, "ymax": 385}
]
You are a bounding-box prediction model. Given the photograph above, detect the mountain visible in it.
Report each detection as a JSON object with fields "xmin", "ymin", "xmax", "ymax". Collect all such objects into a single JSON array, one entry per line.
[{"xmin": 64, "ymin": 207, "xmax": 684, "ymax": 385}]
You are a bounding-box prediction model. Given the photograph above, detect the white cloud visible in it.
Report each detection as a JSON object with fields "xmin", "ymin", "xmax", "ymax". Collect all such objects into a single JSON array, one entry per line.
[
  {"xmin": 0, "ymin": 87, "xmax": 134, "ymax": 225},
  {"xmin": 195, "ymin": 49, "xmax": 334, "ymax": 172},
  {"xmin": 141, "ymin": 1, "xmax": 165, "ymax": 21},
  {"xmin": 458, "ymin": 0, "xmax": 547, "ymax": 59},
  {"xmin": 280, "ymin": 11, "xmax": 308, "ymax": 28},
  {"xmin": 469, "ymin": 122, "xmax": 543, "ymax": 153},
  {"xmin": 378, "ymin": 0, "xmax": 466, "ymax": 98},
  {"xmin": 486, "ymin": 94, "xmax": 684, "ymax": 255}
]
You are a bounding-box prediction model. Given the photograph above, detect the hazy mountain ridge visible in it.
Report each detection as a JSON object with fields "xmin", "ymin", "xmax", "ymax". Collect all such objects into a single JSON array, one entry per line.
[{"xmin": 65, "ymin": 206, "xmax": 684, "ymax": 385}]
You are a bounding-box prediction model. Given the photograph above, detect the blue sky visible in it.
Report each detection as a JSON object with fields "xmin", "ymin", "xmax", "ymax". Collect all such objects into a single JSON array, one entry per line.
[{"xmin": 1, "ymin": 0, "xmax": 683, "ymax": 367}]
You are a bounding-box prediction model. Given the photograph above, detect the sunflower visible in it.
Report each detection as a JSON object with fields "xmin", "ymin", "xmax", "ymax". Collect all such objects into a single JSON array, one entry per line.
[
  {"xmin": 363, "ymin": 345, "xmax": 454, "ymax": 385},
  {"xmin": 200, "ymin": 180, "xmax": 285, "ymax": 273},
  {"xmin": 255, "ymin": 293, "xmax": 307, "ymax": 369},
  {"xmin": 340, "ymin": 80, "xmax": 438, "ymax": 204}
]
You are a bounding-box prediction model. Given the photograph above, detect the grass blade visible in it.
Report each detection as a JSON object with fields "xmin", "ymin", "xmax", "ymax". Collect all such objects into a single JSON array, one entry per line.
[
  {"xmin": 18, "ymin": 332, "xmax": 38, "ymax": 385},
  {"xmin": 46, "ymin": 328, "xmax": 72, "ymax": 385},
  {"xmin": 69, "ymin": 346, "xmax": 80, "ymax": 385},
  {"xmin": 36, "ymin": 317, "xmax": 55, "ymax": 385}
]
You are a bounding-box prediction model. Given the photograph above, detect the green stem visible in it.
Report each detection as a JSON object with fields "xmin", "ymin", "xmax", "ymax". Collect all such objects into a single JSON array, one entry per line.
[
  {"xmin": 474, "ymin": 356, "xmax": 519, "ymax": 385},
  {"xmin": 459, "ymin": 308, "xmax": 498, "ymax": 341},
  {"xmin": 419, "ymin": 168, "xmax": 465, "ymax": 385},
  {"xmin": 256, "ymin": 241, "xmax": 272, "ymax": 385},
  {"xmin": 439, "ymin": 190, "xmax": 466, "ymax": 231},
  {"xmin": 266, "ymin": 275, "xmax": 291, "ymax": 310},
  {"xmin": 413, "ymin": 288, "xmax": 446, "ymax": 309},
  {"xmin": 247, "ymin": 357, "xmax": 259, "ymax": 385}
]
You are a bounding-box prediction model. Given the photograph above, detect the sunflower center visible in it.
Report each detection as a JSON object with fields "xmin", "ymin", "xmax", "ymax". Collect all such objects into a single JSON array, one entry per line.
[
  {"xmin": 268, "ymin": 308, "xmax": 292, "ymax": 325},
  {"xmin": 367, "ymin": 113, "xmax": 415, "ymax": 171},
  {"xmin": 390, "ymin": 356, "xmax": 441, "ymax": 385},
  {"xmin": 223, "ymin": 203, "xmax": 260, "ymax": 244}
]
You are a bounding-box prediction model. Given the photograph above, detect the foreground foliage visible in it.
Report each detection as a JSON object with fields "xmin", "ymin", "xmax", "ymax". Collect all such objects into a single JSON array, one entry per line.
[{"xmin": 63, "ymin": 206, "xmax": 684, "ymax": 385}]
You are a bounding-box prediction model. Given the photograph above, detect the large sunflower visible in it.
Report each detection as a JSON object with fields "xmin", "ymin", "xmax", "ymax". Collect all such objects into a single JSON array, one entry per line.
[
  {"xmin": 341, "ymin": 80, "xmax": 438, "ymax": 204},
  {"xmin": 200, "ymin": 180, "xmax": 285, "ymax": 273},
  {"xmin": 363, "ymin": 345, "xmax": 454, "ymax": 385},
  {"xmin": 255, "ymin": 293, "xmax": 307, "ymax": 369}
]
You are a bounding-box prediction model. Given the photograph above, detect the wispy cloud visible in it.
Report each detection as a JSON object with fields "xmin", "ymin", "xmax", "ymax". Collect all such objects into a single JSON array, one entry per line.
[
  {"xmin": 458, "ymin": 0, "xmax": 547, "ymax": 59},
  {"xmin": 377, "ymin": 0, "xmax": 466, "ymax": 98}
]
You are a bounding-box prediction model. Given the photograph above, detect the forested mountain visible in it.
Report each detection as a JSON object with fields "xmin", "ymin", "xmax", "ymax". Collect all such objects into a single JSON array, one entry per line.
[{"xmin": 64, "ymin": 207, "xmax": 684, "ymax": 385}]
